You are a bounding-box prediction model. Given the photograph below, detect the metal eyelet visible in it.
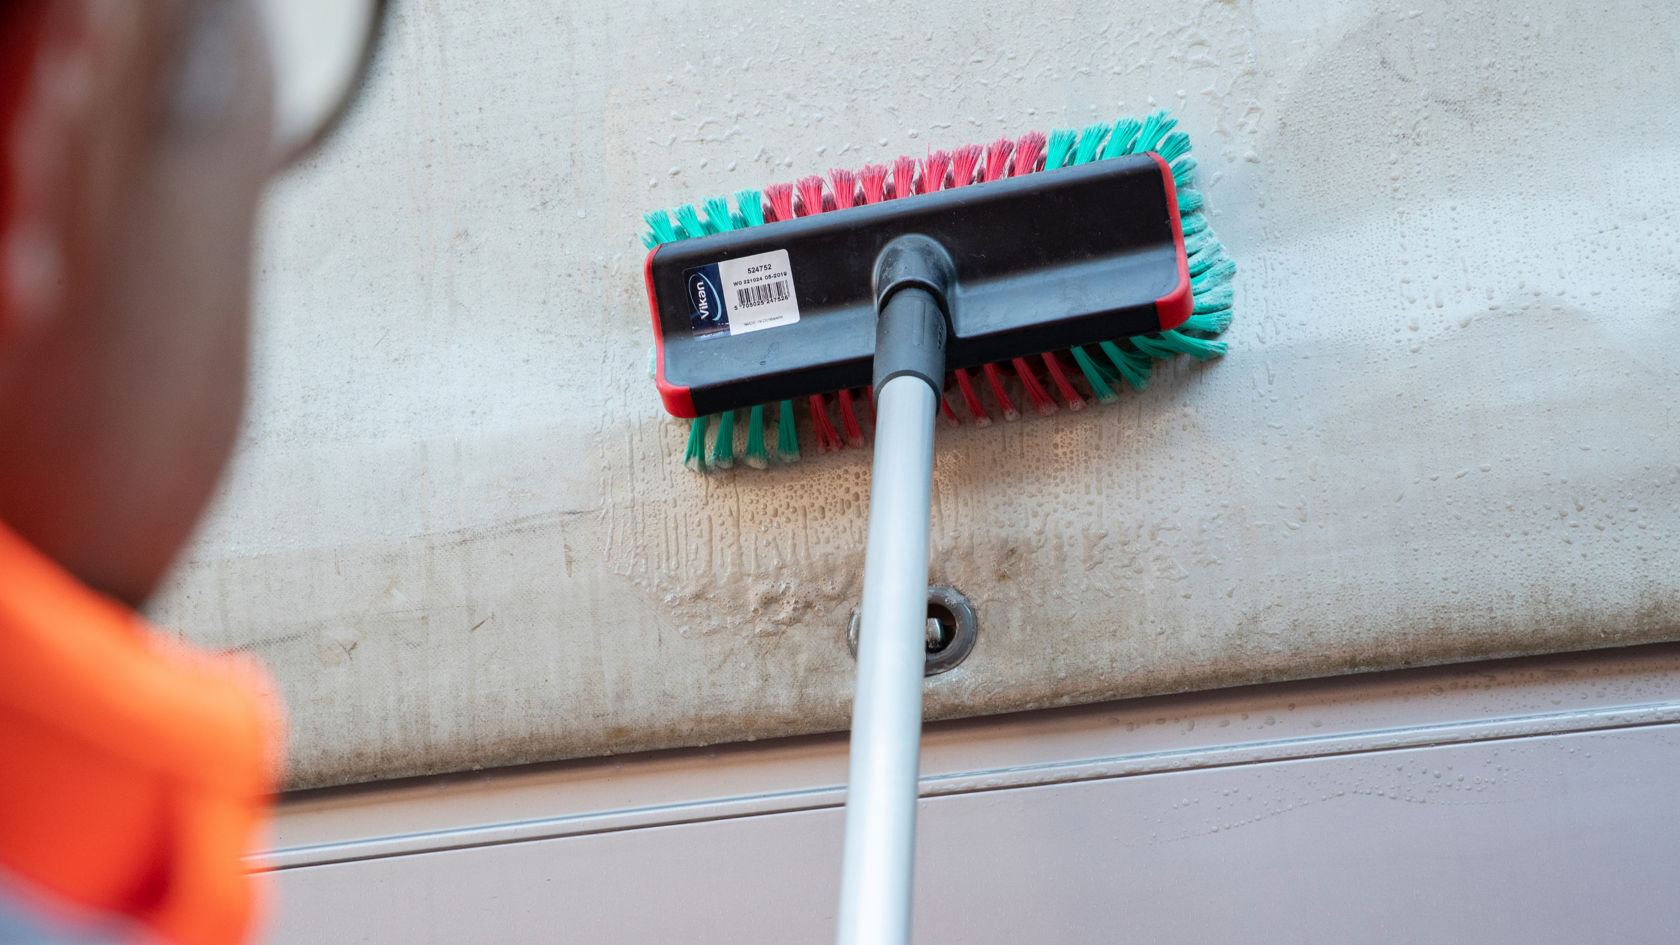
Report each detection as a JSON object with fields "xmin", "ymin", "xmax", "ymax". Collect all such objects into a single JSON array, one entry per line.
[{"xmin": 846, "ymin": 584, "xmax": 978, "ymax": 677}]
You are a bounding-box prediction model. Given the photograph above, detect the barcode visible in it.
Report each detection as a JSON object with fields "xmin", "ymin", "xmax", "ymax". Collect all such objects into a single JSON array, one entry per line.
[{"xmin": 736, "ymin": 280, "xmax": 790, "ymax": 309}]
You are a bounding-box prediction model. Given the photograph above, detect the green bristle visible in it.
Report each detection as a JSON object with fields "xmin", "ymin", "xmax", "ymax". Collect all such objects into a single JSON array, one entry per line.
[
  {"xmin": 705, "ymin": 196, "xmax": 736, "ymax": 233},
  {"xmin": 775, "ymin": 400, "xmax": 800, "ymax": 461},
  {"xmin": 1134, "ymin": 330, "xmax": 1226, "ymax": 361},
  {"xmin": 1085, "ymin": 350, "xmax": 1123, "ymax": 384},
  {"xmin": 1189, "ymin": 252, "xmax": 1229, "ymax": 280},
  {"xmin": 675, "ymin": 203, "xmax": 710, "ymax": 237},
  {"xmin": 1156, "ymin": 332, "xmax": 1230, "ymax": 360},
  {"xmin": 1192, "ymin": 257, "xmax": 1237, "ymax": 291},
  {"xmin": 735, "ymin": 189, "xmax": 764, "ymax": 227},
  {"xmin": 683, "ymin": 417, "xmax": 708, "ymax": 472},
  {"xmin": 1070, "ymin": 347, "xmax": 1119, "ymax": 404},
  {"xmin": 1134, "ymin": 110, "xmax": 1177, "ymax": 153},
  {"xmin": 1170, "ymin": 155, "xmax": 1198, "ymax": 189},
  {"xmin": 1183, "ymin": 230, "xmax": 1215, "ymax": 256},
  {"xmin": 1194, "ymin": 284, "xmax": 1235, "ymax": 314},
  {"xmin": 1180, "ymin": 212, "xmax": 1209, "ymax": 236},
  {"xmin": 1188, "ymin": 246, "xmax": 1227, "ymax": 277},
  {"xmin": 1178, "ymin": 189, "xmax": 1204, "ymax": 214},
  {"xmin": 1182, "ymin": 309, "xmax": 1233, "ymax": 335},
  {"xmin": 643, "ymin": 209, "xmax": 679, "ymax": 247},
  {"xmin": 1045, "ymin": 128, "xmax": 1077, "ymax": 170},
  {"xmin": 1100, "ymin": 117, "xmax": 1141, "ymax": 160},
  {"xmin": 710, "ymin": 409, "xmax": 735, "ymax": 468},
  {"xmin": 1072, "ymin": 122, "xmax": 1111, "ymax": 165},
  {"xmin": 1099, "ymin": 340, "xmax": 1152, "ymax": 390},
  {"xmin": 1128, "ymin": 334, "xmax": 1178, "ymax": 360},
  {"xmin": 1155, "ymin": 130, "xmax": 1192, "ymax": 163},
  {"xmin": 732, "ymin": 212, "xmax": 747, "ymax": 229},
  {"xmin": 744, "ymin": 404, "xmax": 770, "ymax": 469}
]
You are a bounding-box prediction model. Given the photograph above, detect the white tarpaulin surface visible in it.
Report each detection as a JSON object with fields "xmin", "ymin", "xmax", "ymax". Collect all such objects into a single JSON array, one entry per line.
[{"xmin": 151, "ymin": 0, "xmax": 1680, "ymax": 789}]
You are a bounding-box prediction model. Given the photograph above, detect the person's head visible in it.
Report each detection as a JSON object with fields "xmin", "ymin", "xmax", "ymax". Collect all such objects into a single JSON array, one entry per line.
[{"xmin": 0, "ymin": 1, "xmax": 380, "ymax": 606}]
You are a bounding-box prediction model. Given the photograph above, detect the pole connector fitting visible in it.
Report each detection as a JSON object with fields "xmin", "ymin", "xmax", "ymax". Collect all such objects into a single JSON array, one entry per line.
[{"xmin": 871, "ymin": 235, "xmax": 955, "ymax": 394}]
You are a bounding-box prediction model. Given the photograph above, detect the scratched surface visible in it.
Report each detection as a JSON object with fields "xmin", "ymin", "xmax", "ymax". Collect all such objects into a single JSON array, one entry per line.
[{"xmin": 148, "ymin": 0, "xmax": 1680, "ymax": 789}]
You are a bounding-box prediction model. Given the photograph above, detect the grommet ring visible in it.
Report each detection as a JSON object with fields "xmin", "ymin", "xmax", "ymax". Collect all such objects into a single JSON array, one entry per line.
[{"xmin": 846, "ymin": 584, "xmax": 978, "ymax": 677}]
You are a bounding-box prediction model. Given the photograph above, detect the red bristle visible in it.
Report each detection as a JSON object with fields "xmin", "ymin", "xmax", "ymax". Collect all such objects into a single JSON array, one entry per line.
[
  {"xmin": 836, "ymin": 390, "xmax": 865, "ymax": 447},
  {"xmin": 829, "ymin": 167, "xmax": 858, "ymax": 209},
  {"xmin": 981, "ymin": 363, "xmax": 1020, "ymax": 421},
  {"xmin": 864, "ymin": 385, "xmax": 876, "ymax": 415},
  {"xmin": 924, "ymin": 150, "xmax": 952, "ymax": 192},
  {"xmin": 982, "ymin": 137, "xmax": 1014, "ymax": 183},
  {"xmin": 796, "ymin": 175, "xmax": 827, "ymax": 216},
  {"xmin": 858, "ymin": 163, "xmax": 889, "ymax": 204},
  {"xmin": 950, "ymin": 144, "xmax": 982, "ymax": 188},
  {"xmin": 890, "ymin": 156, "xmax": 918, "ymax": 199},
  {"xmin": 1040, "ymin": 352, "xmax": 1086, "ymax": 411},
  {"xmin": 953, "ymin": 369, "xmax": 991, "ymax": 426},
  {"xmin": 822, "ymin": 194, "xmax": 836, "ymax": 212},
  {"xmin": 764, "ymin": 183, "xmax": 796, "ymax": 222},
  {"xmin": 939, "ymin": 394, "xmax": 960, "ymax": 427},
  {"xmin": 1011, "ymin": 357, "xmax": 1057, "ymax": 416},
  {"xmin": 1014, "ymin": 131, "xmax": 1047, "ymax": 176},
  {"xmin": 809, "ymin": 394, "xmax": 841, "ymax": 452}
]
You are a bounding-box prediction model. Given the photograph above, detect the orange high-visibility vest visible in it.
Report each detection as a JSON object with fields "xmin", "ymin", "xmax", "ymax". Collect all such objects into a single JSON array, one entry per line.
[{"xmin": 0, "ymin": 521, "xmax": 280, "ymax": 945}]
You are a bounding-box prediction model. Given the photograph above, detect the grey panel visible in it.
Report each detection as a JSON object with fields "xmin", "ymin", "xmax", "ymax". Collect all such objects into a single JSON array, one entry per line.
[
  {"xmin": 918, "ymin": 731, "xmax": 1679, "ymax": 944},
  {"xmin": 265, "ymin": 650, "xmax": 1680, "ymax": 944},
  {"xmin": 269, "ymin": 724, "xmax": 1680, "ymax": 944}
]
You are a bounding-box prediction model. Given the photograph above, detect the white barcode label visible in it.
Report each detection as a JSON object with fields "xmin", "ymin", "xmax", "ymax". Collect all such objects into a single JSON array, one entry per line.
[
  {"xmin": 714, "ymin": 249, "xmax": 800, "ymax": 335},
  {"xmin": 736, "ymin": 279, "xmax": 790, "ymax": 309}
]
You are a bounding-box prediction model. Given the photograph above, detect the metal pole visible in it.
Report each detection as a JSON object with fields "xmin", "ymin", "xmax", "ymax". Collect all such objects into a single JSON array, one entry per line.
[{"xmin": 834, "ymin": 373, "xmax": 938, "ymax": 945}]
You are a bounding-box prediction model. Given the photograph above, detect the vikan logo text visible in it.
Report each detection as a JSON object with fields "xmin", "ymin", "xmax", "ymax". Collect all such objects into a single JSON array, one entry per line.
[
  {"xmin": 683, "ymin": 264, "xmax": 729, "ymax": 337},
  {"xmin": 690, "ymin": 273, "xmax": 719, "ymax": 325}
]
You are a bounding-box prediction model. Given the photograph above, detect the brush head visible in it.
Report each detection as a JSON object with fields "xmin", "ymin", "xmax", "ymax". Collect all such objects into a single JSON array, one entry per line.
[
  {"xmin": 646, "ymin": 153, "xmax": 1186, "ymax": 417},
  {"xmin": 641, "ymin": 108, "xmax": 1235, "ymax": 468}
]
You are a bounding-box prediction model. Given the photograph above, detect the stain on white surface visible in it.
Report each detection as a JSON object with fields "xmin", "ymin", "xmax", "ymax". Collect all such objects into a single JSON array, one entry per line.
[{"xmin": 149, "ymin": 0, "xmax": 1680, "ymax": 788}]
